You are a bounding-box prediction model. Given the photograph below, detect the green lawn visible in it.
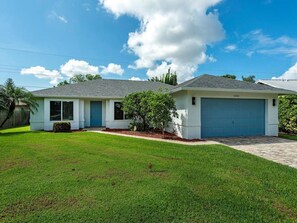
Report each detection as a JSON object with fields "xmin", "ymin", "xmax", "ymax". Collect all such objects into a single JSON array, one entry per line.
[
  {"xmin": 279, "ymin": 133, "xmax": 297, "ymax": 141},
  {"xmin": 1, "ymin": 127, "xmax": 297, "ymax": 222}
]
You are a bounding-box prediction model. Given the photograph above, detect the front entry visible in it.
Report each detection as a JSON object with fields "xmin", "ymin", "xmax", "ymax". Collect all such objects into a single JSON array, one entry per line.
[{"xmin": 90, "ymin": 101, "xmax": 102, "ymax": 127}]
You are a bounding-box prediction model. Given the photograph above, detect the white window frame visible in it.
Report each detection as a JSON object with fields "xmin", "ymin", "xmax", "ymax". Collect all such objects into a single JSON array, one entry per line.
[
  {"xmin": 114, "ymin": 101, "xmax": 126, "ymax": 121},
  {"xmin": 50, "ymin": 100, "xmax": 74, "ymax": 122}
]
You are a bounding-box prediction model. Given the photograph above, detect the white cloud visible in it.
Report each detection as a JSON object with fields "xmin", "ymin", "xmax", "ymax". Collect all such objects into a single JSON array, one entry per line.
[
  {"xmin": 246, "ymin": 51, "xmax": 254, "ymax": 57},
  {"xmin": 208, "ymin": 56, "xmax": 217, "ymax": 63},
  {"xmin": 21, "ymin": 60, "xmax": 125, "ymax": 85},
  {"xmin": 273, "ymin": 63, "xmax": 297, "ymax": 79},
  {"xmin": 60, "ymin": 59, "xmax": 99, "ymax": 77},
  {"xmin": 21, "ymin": 66, "xmax": 62, "ymax": 85},
  {"xmin": 49, "ymin": 11, "xmax": 68, "ymax": 24},
  {"xmin": 146, "ymin": 61, "xmax": 197, "ymax": 82},
  {"xmin": 101, "ymin": 63, "xmax": 124, "ymax": 75},
  {"xmin": 100, "ymin": 0, "xmax": 225, "ymax": 82},
  {"xmin": 129, "ymin": 76, "xmax": 145, "ymax": 81},
  {"xmin": 225, "ymin": 44, "xmax": 237, "ymax": 52}
]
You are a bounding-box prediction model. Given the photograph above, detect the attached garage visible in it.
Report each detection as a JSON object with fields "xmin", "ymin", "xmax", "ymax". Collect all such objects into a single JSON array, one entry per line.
[
  {"xmin": 201, "ymin": 98, "xmax": 265, "ymax": 138},
  {"xmin": 170, "ymin": 74, "xmax": 292, "ymax": 139}
]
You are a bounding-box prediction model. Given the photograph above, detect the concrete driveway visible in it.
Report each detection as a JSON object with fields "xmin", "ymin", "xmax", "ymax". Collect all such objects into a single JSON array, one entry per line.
[{"xmin": 210, "ymin": 137, "xmax": 297, "ymax": 169}]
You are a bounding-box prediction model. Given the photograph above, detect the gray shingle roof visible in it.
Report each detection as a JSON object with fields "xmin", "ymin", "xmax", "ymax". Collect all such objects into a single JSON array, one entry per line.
[
  {"xmin": 172, "ymin": 74, "xmax": 294, "ymax": 94},
  {"xmin": 32, "ymin": 79, "xmax": 173, "ymax": 98}
]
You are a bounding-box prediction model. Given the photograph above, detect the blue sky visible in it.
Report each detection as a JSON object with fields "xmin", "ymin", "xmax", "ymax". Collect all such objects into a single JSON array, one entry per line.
[{"xmin": 0, "ymin": 0, "xmax": 296, "ymax": 90}]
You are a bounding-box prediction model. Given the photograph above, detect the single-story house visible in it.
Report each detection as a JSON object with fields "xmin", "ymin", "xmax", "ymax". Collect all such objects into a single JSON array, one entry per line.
[
  {"xmin": 257, "ymin": 79, "xmax": 297, "ymax": 93},
  {"xmin": 31, "ymin": 74, "xmax": 292, "ymax": 139}
]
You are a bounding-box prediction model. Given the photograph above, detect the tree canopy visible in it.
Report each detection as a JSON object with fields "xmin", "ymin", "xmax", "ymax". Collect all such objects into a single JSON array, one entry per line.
[
  {"xmin": 148, "ymin": 68, "xmax": 178, "ymax": 86},
  {"xmin": 222, "ymin": 74, "xmax": 237, "ymax": 80},
  {"xmin": 242, "ymin": 75, "xmax": 256, "ymax": 83},
  {"xmin": 57, "ymin": 74, "xmax": 102, "ymax": 86}
]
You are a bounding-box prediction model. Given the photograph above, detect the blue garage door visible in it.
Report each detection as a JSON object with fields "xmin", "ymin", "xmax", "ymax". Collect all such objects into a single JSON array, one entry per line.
[{"xmin": 201, "ymin": 98, "xmax": 265, "ymax": 138}]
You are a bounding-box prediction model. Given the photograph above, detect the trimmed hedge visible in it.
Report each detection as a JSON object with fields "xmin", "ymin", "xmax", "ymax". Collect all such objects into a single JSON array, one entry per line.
[
  {"xmin": 53, "ymin": 122, "xmax": 71, "ymax": 133},
  {"xmin": 279, "ymin": 95, "xmax": 297, "ymax": 134}
]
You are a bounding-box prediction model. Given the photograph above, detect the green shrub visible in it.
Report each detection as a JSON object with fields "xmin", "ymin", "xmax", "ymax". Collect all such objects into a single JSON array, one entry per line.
[
  {"xmin": 122, "ymin": 90, "xmax": 177, "ymax": 133},
  {"xmin": 279, "ymin": 95, "xmax": 297, "ymax": 134},
  {"xmin": 122, "ymin": 91, "xmax": 154, "ymax": 131},
  {"xmin": 53, "ymin": 122, "xmax": 71, "ymax": 133},
  {"xmin": 128, "ymin": 120, "xmax": 145, "ymax": 131}
]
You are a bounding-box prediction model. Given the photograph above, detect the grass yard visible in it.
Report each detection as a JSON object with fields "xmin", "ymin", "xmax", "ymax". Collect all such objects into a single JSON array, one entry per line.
[
  {"xmin": 1, "ymin": 127, "xmax": 297, "ymax": 222},
  {"xmin": 279, "ymin": 133, "xmax": 297, "ymax": 141}
]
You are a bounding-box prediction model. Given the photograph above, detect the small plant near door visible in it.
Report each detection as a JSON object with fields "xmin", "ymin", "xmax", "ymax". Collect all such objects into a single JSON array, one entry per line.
[{"xmin": 53, "ymin": 122, "xmax": 71, "ymax": 132}]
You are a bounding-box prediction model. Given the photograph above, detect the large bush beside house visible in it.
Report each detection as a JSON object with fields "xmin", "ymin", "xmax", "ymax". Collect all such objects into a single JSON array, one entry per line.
[
  {"xmin": 279, "ymin": 95, "xmax": 297, "ymax": 134},
  {"xmin": 122, "ymin": 90, "xmax": 178, "ymax": 133},
  {"xmin": 148, "ymin": 92, "xmax": 178, "ymax": 134},
  {"xmin": 122, "ymin": 91, "xmax": 154, "ymax": 131}
]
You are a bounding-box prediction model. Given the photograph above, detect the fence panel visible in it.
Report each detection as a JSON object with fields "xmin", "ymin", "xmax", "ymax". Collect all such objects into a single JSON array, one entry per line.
[{"xmin": 0, "ymin": 107, "xmax": 30, "ymax": 129}]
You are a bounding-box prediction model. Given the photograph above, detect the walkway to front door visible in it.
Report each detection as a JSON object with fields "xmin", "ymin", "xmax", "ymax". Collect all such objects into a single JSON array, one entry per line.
[{"xmin": 90, "ymin": 101, "xmax": 102, "ymax": 127}]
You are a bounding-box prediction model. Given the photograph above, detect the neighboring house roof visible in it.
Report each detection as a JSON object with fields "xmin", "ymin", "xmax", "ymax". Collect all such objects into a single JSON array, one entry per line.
[
  {"xmin": 171, "ymin": 74, "xmax": 293, "ymax": 94},
  {"xmin": 32, "ymin": 79, "xmax": 173, "ymax": 98},
  {"xmin": 257, "ymin": 79, "xmax": 297, "ymax": 93}
]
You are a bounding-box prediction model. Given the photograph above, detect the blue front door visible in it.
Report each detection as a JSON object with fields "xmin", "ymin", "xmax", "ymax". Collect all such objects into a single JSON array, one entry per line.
[
  {"xmin": 201, "ymin": 99, "xmax": 265, "ymax": 138},
  {"xmin": 90, "ymin": 101, "xmax": 102, "ymax": 127}
]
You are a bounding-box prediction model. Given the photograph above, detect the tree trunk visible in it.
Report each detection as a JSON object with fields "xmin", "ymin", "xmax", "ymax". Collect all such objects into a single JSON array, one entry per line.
[
  {"xmin": 0, "ymin": 115, "xmax": 10, "ymax": 128},
  {"xmin": 0, "ymin": 100, "xmax": 15, "ymax": 128}
]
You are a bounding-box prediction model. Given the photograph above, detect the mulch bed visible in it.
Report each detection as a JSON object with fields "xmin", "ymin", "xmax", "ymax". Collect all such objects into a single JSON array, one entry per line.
[{"xmin": 103, "ymin": 128, "xmax": 203, "ymax": 142}]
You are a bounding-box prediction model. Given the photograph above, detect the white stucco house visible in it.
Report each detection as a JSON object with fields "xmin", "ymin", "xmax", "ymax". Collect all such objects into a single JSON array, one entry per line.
[{"xmin": 31, "ymin": 75, "xmax": 292, "ymax": 139}]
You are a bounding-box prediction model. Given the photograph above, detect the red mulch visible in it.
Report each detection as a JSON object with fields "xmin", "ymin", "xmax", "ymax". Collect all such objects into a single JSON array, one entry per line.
[{"xmin": 103, "ymin": 128, "xmax": 203, "ymax": 142}]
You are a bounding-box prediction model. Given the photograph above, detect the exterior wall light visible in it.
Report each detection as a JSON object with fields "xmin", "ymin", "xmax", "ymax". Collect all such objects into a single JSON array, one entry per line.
[{"xmin": 192, "ymin": 97, "xmax": 196, "ymax": 105}]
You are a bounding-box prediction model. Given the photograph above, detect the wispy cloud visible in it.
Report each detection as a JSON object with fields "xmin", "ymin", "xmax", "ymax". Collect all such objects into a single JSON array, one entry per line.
[
  {"xmin": 49, "ymin": 11, "xmax": 68, "ymax": 24},
  {"xmin": 224, "ymin": 44, "xmax": 237, "ymax": 52},
  {"xmin": 231, "ymin": 30, "xmax": 297, "ymax": 58}
]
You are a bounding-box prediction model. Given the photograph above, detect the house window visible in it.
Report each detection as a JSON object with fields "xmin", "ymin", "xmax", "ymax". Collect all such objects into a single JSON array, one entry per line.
[
  {"xmin": 114, "ymin": 102, "xmax": 124, "ymax": 120},
  {"xmin": 62, "ymin": 101, "xmax": 74, "ymax": 120},
  {"xmin": 50, "ymin": 101, "xmax": 61, "ymax": 121},
  {"xmin": 50, "ymin": 101, "xmax": 74, "ymax": 121}
]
